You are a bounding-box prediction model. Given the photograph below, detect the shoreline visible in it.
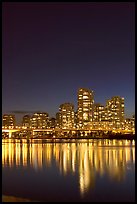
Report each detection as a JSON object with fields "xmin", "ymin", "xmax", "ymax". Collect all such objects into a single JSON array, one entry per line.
[
  {"xmin": 2, "ymin": 135, "xmax": 135, "ymax": 143},
  {"xmin": 2, "ymin": 195, "xmax": 38, "ymax": 202}
]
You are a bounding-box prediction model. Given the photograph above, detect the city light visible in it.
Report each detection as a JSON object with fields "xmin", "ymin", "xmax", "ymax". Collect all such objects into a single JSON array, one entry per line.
[{"xmin": 2, "ymin": 88, "xmax": 135, "ymax": 139}]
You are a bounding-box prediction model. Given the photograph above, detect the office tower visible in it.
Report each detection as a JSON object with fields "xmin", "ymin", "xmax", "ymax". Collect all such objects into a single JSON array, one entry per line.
[
  {"xmin": 22, "ymin": 115, "xmax": 31, "ymax": 128},
  {"xmin": 93, "ymin": 103, "xmax": 106, "ymax": 121},
  {"xmin": 74, "ymin": 111, "xmax": 78, "ymax": 128},
  {"xmin": 56, "ymin": 112, "xmax": 62, "ymax": 128},
  {"xmin": 31, "ymin": 112, "xmax": 49, "ymax": 128},
  {"xmin": 124, "ymin": 116, "xmax": 135, "ymax": 132},
  {"xmin": 2, "ymin": 114, "xmax": 15, "ymax": 127},
  {"xmin": 106, "ymin": 96, "xmax": 124, "ymax": 128},
  {"xmin": 48, "ymin": 117, "xmax": 56, "ymax": 128},
  {"xmin": 77, "ymin": 88, "xmax": 94, "ymax": 128},
  {"xmin": 59, "ymin": 103, "xmax": 74, "ymax": 129}
]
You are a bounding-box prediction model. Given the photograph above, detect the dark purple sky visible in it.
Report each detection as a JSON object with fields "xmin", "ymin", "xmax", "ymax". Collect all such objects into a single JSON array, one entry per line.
[{"xmin": 2, "ymin": 2, "xmax": 135, "ymax": 122}]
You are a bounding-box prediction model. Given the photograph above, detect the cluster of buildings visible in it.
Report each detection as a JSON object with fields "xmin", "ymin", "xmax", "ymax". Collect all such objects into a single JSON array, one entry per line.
[{"xmin": 2, "ymin": 88, "xmax": 135, "ymax": 132}]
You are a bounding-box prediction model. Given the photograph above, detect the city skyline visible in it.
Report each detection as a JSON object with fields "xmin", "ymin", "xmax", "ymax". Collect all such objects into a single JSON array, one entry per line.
[
  {"xmin": 2, "ymin": 88, "xmax": 134, "ymax": 130},
  {"xmin": 2, "ymin": 2, "xmax": 135, "ymax": 122},
  {"xmin": 2, "ymin": 87, "xmax": 134, "ymax": 125}
]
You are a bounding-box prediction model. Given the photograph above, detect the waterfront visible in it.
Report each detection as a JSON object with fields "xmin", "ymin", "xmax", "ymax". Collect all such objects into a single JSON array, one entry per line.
[{"xmin": 2, "ymin": 139, "xmax": 135, "ymax": 202}]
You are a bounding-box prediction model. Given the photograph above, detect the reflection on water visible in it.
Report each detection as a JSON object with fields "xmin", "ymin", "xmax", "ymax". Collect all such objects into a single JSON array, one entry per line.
[{"xmin": 2, "ymin": 139, "xmax": 135, "ymax": 198}]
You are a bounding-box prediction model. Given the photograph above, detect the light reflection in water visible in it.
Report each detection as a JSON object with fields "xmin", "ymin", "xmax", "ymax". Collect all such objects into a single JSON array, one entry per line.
[{"xmin": 2, "ymin": 139, "xmax": 135, "ymax": 196}]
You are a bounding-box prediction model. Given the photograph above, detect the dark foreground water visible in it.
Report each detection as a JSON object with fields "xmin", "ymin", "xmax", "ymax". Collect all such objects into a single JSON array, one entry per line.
[{"xmin": 2, "ymin": 139, "xmax": 135, "ymax": 202}]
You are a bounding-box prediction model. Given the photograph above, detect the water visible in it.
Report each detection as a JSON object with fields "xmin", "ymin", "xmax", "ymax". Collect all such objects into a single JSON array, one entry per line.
[{"xmin": 2, "ymin": 139, "xmax": 135, "ymax": 202}]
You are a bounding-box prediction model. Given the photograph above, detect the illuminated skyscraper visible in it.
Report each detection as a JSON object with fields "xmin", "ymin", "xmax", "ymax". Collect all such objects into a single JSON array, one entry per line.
[
  {"xmin": 124, "ymin": 117, "xmax": 135, "ymax": 132},
  {"xmin": 56, "ymin": 112, "xmax": 62, "ymax": 128},
  {"xmin": 59, "ymin": 103, "xmax": 74, "ymax": 129},
  {"xmin": 106, "ymin": 96, "xmax": 124, "ymax": 128},
  {"xmin": 22, "ymin": 115, "xmax": 31, "ymax": 127},
  {"xmin": 31, "ymin": 112, "xmax": 49, "ymax": 128},
  {"xmin": 74, "ymin": 111, "xmax": 78, "ymax": 128},
  {"xmin": 93, "ymin": 103, "xmax": 106, "ymax": 121},
  {"xmin": 48, "ymin": 117, "xmax": 56, "ymax": 128},
  {"xmin": 2, "ymin": 114, "xmax": 15, "ymax": 127},
  {"xmin": 77, "ymin": 88, "xmax": 94, "ymax": 128}
]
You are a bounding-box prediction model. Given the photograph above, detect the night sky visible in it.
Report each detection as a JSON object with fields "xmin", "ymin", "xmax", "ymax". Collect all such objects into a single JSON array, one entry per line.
[{"xmin": 2, "ymin": 2, "xmax": 135, "ymax": 123}]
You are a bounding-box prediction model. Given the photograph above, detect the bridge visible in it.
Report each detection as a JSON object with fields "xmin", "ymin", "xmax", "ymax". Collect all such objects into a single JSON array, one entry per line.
[
  {"xmin": 2, "ymin": 128, "xmax": 60, "ymax": 138},
  {"xmin": 2, "ymin": 127, "xmax": 133, "ymax": 138},
  {"xmin": 2, "ymin": 129, "xmax": 21, "ymax": 138},
  {"xmin": 2, "ymin": 127, "xmax": 100, "ymax": 138}
]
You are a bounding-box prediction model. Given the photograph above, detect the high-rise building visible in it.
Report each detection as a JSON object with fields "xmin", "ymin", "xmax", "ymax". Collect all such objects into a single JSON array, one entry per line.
[
  {"xmin": 59, "ymin": 103, "xmax": 74, "ymax": 129},
  {"xmin": 77, "ymin": 88, "xmax": 94, "ymax": 128},
  {"xmin": 48, "ymin": 117, "xmax": 56, "ymax": 128},
  {"xmin": 2, "ymin": 114, "xmax": 15, "ymax": 127},
  {"xmin": 22, "ymin": 115, "xmax": 31, "ymax": 128},
  {"xmin": 124, "ymin": 117, "xmax": 135, "ymax": 132},
  {"xmin": 93, "ymin": 103, "xmax": 106, "ymax": 121},
  {"xmin": 56, "ymin": 112, "xmax": 62, "ymax": 128},
  {"xmin": 106, "ymin": 96, "xmax": 124, "ymax": 128},
  {"xmin": 31, "ymin": 112, "xmax": 49, "ymax": 128},
  {"xmin": 74, "ymin": 111, "xmax": 78, "ymax": 128}
]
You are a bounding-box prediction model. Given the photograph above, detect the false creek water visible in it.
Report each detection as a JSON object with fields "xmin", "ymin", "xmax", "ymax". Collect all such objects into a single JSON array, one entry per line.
[{"xmin": 2, "ymin": 139, "xmax": 135, "ymax": 202}]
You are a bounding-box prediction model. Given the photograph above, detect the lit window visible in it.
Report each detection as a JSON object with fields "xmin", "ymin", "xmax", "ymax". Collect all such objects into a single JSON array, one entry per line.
[
  {"xmin": 83, "ymin": 113, "xmax": 88, "ymax": 120},
  {"xmin": 83, "ymin": 95, "xmax": 89, "ymax": 99}
]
